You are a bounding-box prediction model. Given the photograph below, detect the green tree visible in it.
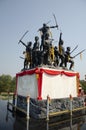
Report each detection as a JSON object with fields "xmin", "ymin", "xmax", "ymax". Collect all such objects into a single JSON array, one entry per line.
[
  {"xmin": 10, "ymin": 76, "xmax": 16, "ymax": 92},
  {"xmin": 80, "ymin": 80, "xmax": 86, "ymax": 93},
  {"xmin": 0, "ymin": 74, "xmax": 16, "ymax": 92}
]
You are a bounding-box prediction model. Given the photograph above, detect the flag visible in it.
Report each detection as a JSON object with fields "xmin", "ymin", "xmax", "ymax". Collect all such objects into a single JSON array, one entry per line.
[{"xmin": 80, "ymin": 52, "xmax": 82, "ymax": 60}]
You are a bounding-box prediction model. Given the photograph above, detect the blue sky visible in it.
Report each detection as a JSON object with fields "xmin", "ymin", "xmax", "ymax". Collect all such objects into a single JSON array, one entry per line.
[{"xmin": 0, "ymin": 0, "xmax": 86, "ymax": 79}]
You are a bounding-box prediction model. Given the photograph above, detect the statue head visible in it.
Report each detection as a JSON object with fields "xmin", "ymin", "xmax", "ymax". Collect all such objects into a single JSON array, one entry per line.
[
  {"xmin": 67, "ymin": 47, "xmax": 71, "ymax": 51},
  {"xmin": 27, "ymin": 41, "xmax": 32, "ymax": 46},
  {"xmin": 35, "ymin": 36, "xmax": 39, "ymax": 41},
  {"xmin": 43, "ymin": 23, "xmax": 46, "ymax": 27}
]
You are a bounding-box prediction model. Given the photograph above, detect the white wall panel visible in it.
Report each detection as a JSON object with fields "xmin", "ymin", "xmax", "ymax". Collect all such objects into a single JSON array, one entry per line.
[
  {"xmin": 17, "ymin": 74, "xmax": 38, "ymax": 98},
  {"xmin": 42, "ymin": 73, "xmax": 77, "ymax": 99}
]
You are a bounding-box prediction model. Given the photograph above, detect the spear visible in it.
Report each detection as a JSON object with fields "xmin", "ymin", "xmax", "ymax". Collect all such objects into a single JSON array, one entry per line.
[
  {"xmin": 46, "ymin": 20, "xmax": 51, "ymax": 25},
  {"xmin": 70, "ymin": 45, "xmax": 78, "ymax": 54},
  {"xmin": 18, "ymin": 30, "xmax": 29, "ymax": 44},
  {"xmin": 20, "ymin": 56, "xmax": 25, "ymax": 59},
  {"xmin": 73, "ymin": 49, "xmax": 86, "ymax": 58}
]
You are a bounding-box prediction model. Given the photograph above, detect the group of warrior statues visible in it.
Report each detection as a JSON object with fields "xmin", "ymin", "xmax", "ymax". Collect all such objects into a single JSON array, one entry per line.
[{"xmin": 19, "ymin": 23, "xmax": 75, "ymax": 71}]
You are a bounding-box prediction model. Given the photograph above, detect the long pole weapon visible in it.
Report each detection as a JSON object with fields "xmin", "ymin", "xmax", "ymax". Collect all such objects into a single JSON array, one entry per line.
[
  {"xmin": 70, "ymin": 45, "xmax": 78, "ymax": 54},
  {"xmin": 20, "ymin": 56, "xmax": 25, "ymax": 59},
  {"xmin": 46, "ymin": 20, "xmax": 51, "ymax": 25},
  {"xmin": 73, "ymin": 49, "xmax": 86, "ymax": 58},
  {"xmin": 18, "ymin": 30, "xmax": 29, "ymax": 44}
]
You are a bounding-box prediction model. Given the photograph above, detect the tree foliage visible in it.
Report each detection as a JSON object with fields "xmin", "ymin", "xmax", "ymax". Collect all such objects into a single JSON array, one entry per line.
[
  {"xmin": 0, "ymin": 74, "xmax": 16, "ymax": 92},
  {"xmin": 80, "ymin": 80, "xmax": 86, "ymax": 93}
]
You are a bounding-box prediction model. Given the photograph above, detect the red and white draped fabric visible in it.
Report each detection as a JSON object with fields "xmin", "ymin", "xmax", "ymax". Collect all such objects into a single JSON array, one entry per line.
[{"xmin": 16, "ymin": 68, "xmax": 80, "ymax": 100}]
